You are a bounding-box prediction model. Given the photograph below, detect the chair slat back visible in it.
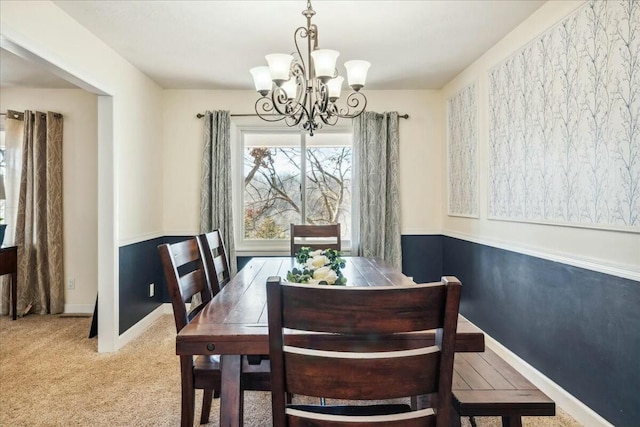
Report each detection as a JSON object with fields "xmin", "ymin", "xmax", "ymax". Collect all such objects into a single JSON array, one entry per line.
[
  {"xmin": 280, "ymin": 282, "xmax": 446, "ymax": 334},
  {"xmin": 198, "ymin": 230, "xmax": 231, "ymax": 293},
  {"xmin": 158, "ymin": 238, "xmax": 213, "ymax": 333},
  {"xmin": 290, "ymin": 224, "xmax": 341, "ymax": 255},
  {"xmin": 267, "ymin": 276, "xmax": 462, "ymax": 427},
  {"xmin": 283, "ymin": 346, "xmax": 441, "ymax": 399}
]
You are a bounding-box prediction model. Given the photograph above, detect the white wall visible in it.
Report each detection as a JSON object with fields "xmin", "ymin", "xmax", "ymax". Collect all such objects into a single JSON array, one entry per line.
[
  {"xmin": 162, "ymin": 89, "xmax": 443, "ymax": 242},
  {"xmin": 0, "ymin": 88, "xmax": 98, "ymax": 312},
  {"xmin": 441, "ymin": 0, "xmax": 640, "ymax": 276},
  {"xmin": 1, "ymin": 0, "xmax": 164, "ymax": 351},
  {"xmin": 0, "ymin": 0, "xmax": 164, "ymax": 245}
]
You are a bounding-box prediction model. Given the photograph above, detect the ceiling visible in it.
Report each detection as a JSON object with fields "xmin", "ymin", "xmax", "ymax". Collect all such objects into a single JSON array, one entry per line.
[
  {"xmin": 2, "ymin": 1, "xmax": 546, "ymax": 90},
  {"xmin": 1, "ymin": 48, "xmax": 78, "ymax": 88}
]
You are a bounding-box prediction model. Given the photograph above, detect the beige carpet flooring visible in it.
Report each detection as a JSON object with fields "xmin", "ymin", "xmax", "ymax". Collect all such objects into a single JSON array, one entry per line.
[{"xmin": 0, "ymin": 314, "xmax": 583, "ymax": 426}]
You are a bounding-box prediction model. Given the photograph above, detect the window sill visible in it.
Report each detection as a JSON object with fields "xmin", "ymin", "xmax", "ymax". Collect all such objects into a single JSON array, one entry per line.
[{"xmin": 236, "ymin": 245, "xmax": 352, "ymax": 258}]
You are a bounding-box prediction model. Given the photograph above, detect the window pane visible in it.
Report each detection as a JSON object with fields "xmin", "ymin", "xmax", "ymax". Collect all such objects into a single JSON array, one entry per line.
[
  {"xmin": 243, "ymin": 136, "xmax": 302, "ymax": 239},
  {"xmin": 305, "ymin": 133, "xmax": 352, "ymax": 238}
]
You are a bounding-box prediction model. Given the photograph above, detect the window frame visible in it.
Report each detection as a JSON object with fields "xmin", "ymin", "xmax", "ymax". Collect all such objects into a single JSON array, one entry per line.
[
  {"xmin": 0, "ymin": 119, "xmax": 5, "ymax": 223},
  {"xmin": 232, "ymin": 122, "xmax": 353, "ymax": 256}
]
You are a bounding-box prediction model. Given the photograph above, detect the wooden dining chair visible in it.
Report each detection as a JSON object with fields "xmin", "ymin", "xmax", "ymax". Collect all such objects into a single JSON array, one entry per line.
[
  {"xmin": 290, "ymin": 223, "xmax": 341, "ymax": 255},
  {"xmin": 266, "ymin": 276, "xmax": 462, "ymax": 427},
  {"xmin": 198, "ymin": 230, "xmax": 277, "ymax": 367},
  {"xmin": 198, "ymin": 229, "xmax": 231, "ymax": 294},
  {"xmin": 158, "ymin": 238, "xmax": 271, "ymax": 425}
]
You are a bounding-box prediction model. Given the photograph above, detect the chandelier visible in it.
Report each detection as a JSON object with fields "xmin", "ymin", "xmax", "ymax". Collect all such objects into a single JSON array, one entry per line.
[{"xmin": 249, "ymin": 0, "xmax": 370, "ymax": 136}]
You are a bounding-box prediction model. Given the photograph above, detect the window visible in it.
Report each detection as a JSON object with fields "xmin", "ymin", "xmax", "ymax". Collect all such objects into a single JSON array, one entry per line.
[{"xmin": 237, "ymin": 128, "xmax": 352, "ymax": 253}]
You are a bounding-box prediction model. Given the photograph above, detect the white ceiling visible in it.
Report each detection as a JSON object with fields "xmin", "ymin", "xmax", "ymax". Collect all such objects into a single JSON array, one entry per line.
[
  {"xmin": 37, "ymin": 0, "xmax": 545, "ymax": 91},
  {"xmin": 1, "ymin": 48, "xmax": 78, "ymax": 89}
]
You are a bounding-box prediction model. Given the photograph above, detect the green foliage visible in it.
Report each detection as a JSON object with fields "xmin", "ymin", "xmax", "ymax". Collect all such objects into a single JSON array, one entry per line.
[
  {"xmin": 286, "ymin": 267, "xmax": 314, "ymax": 284},
  {"xmin": 288, "ymin": 247, "xmax": 347, "ymax": 285}
]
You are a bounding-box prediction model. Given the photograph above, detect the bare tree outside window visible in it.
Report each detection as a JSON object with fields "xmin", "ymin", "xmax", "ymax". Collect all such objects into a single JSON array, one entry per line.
[{"xmin": 243, "ymin": 132, "xmax": 351, "ymax": 240}]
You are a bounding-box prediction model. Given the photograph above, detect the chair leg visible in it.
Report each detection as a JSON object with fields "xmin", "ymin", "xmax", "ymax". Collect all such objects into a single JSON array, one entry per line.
[
  {"xmin": 180, "ymin": 356, "xmax": 195, "ymax": 427},
  {"xmin": 201, "ymin": 389, "xmax": 214, "ymax": 424},
  {"xmin": 214, "ymin": 389, "xmax": 220, "ymax": 398}
]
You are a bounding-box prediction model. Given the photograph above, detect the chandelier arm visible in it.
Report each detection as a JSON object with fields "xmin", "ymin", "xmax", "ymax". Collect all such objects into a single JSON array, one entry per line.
[
  {"xmin": 293, "ymin": 26, "xmax": 309, "ymax": 79},
  {"xmin": 285, "ymin": 115, "xmax": 304, "ymax": 129},
  {"xmin": 271, "ymin": 87, "xmax": 305, "ymax": 120},
  {"xmin": 270, "ymin": 89, "xmax": 290, "ymax": 117},
  {"xmin": 296, "ymin": 91, "xmax": 312, "ymax": 125},
  {"xmin": 330, "ymin": 91, "xmax": 368, "ymax": 119},
  {"xmin": 284, "ymin": 92, "xmax": 309, "ymax": 130},
  {"xmin": 319, "ymin": 107, "xmax": 339, "ymax": 126},
  {"xmin": 254, "ymin": 97, "xmax": 288, "ymax": 122},
  {"xmin": 290, "ymin": 62, "xmax": 306, "ymax": 108}
]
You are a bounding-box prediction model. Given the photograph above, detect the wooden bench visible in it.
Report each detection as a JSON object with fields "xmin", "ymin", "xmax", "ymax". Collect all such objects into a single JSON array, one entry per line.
[{"xmin": 452, "ymin": 348, "xmax": 556, "ymax": 427}]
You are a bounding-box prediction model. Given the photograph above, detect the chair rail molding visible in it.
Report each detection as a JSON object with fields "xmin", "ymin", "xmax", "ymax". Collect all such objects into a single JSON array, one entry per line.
[{"xmin": 443, "ymin": 230, "xmax": 639, "ymax": 282}]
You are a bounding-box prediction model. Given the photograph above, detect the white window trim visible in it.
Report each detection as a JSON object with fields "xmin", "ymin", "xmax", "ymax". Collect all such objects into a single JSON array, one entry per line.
[{"xmin": 231, "ymin": 119, "xmax": 353, "ymax": 256}]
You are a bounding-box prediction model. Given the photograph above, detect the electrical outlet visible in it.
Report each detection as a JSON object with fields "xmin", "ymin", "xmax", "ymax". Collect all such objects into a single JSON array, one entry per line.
[
  {"xmin": 149, "ymin": 283, "xmax": 155, "ymax": 297},
  {"xmin": 67, "ymin": 278, "xmax": 75, "ymax": 290}
]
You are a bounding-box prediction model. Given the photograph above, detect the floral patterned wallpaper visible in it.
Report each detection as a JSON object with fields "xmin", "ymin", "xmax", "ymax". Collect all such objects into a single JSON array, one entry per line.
[
  {"xmin": 448, "ymin": 82, "xmax": 478, "ymax": 217},
  {"xmin": 488, "ymin": 0, "xmax": 640, "ymax": 231}
]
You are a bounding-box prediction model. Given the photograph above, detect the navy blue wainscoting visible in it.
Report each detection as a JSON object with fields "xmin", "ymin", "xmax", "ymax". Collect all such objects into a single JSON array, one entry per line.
[
  {"xmin": 119, "ymin": 237, "xmax": 167, "ymax": 334},
  {"xmin": 401, "ymin": 235, "xmax": 443, "ymax": 283},
  {"xmin": 237, "ymin": 256, "xmax": 252, "ymax": 272},
  {"xmin": 442, "ymin": 236, "xmax": 640, "ymax": 427},
  {"xmin": 119, "ymin": 235, "xmax": 191, "ymax": 334}
]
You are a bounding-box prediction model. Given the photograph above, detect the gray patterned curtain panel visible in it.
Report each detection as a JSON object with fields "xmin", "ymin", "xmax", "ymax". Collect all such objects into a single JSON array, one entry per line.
[
  {"xmin": 353, "ymin": 111, "xmax": 402, "ymax": 269},
  {"xmin": 199, "ymin": 110, "xmax": 237, "ymax": 274},
  {"xmin": 1, "ymin": 110, "xmax": 64, "ymax": 316}
]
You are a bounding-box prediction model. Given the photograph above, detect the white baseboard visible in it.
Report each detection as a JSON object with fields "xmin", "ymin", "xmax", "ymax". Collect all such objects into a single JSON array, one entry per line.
[
  {"xmin": 117, "ymin": 304, "xmax": 167, "ymax": 348},
  {"xmin": 478, "ymin": 326, "xmax": 613, "ymax": 427},
  {"xmin": 63, "ymin": 304, "xmax": 95, "ymax": 314}
]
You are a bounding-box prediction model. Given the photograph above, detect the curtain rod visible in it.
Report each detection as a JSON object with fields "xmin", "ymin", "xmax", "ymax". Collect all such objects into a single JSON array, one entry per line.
[
  {"xmin": 196, "ymin": 112, "xmax": 409, "ymax": 119},
  {"xmin": 1, "ymin": 112, "xmax": 63, "ymax": 118}
]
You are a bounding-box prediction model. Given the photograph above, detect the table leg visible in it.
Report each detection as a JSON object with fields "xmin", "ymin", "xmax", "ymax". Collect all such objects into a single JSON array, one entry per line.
[
  {"xmin": 11, "ymin": 271, "xmax": 17, "ymax": 321},
  {"xmin": 220, "ymin": 355, "xmax": 243, "ymax": 427},
  {"xmin": 502, "ymin": 416, "xmax": 523, "ymax": 427},
  {"xmin": 180, "ymin": 355, "xmax": 195, "ymax": 427}
]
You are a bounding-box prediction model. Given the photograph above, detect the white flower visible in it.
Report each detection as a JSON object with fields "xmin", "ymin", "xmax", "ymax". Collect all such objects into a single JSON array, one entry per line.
[
  {"xmin": 310, "ymin": 249, "xmax": 323, "ymax": 257},
  {"xmin": 313, "ymin": 266, "xmax": 338, "ymax": 285},
  {"xmin": 306, "ymin": 255, "xmax": 329, "ymax": 269}
]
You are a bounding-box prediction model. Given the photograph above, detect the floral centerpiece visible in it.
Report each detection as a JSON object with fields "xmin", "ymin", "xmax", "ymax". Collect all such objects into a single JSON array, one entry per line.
[{"xmin": 287, "ymin": 247, "xmax": 347, "ymax": 285}]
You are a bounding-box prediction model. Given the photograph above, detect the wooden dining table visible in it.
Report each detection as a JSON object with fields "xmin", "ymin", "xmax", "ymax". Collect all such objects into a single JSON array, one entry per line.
[{"xmin": 176, "ymin": 256, "xmax": 485, "ymax": 427}]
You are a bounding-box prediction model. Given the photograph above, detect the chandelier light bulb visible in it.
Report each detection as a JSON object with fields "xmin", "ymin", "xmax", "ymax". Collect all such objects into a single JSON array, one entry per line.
[
  {"xmin": 310, "ymin": 49, "xmax": 340, "ymax": 83},
  {"xmin": 266, "ymin": 54, "xmax": 294, "ymax": 86},
  {"xmin": 250, "ymin": 66, "xmax": 272, "ymax": 96},
  {"xmin": 326, "ymin": 76, "xmax": 344, "ymax": 101},
  {"xmin": 344, "ymin": 60, "xmax": 371, "ymax": 91}
]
